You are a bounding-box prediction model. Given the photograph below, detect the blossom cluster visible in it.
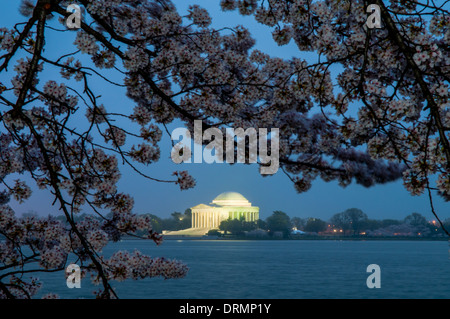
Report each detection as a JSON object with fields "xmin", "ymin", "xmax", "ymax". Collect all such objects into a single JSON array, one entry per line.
[
  {"xmin": 99, "ymin": 250, "xmax": 188, "ymax": 282},
  {"xmin": 11, "ymin": 57, "xmax": 42, "ymax": 97},
  {"xmin": 74, "ymin": 32, "xmax": 99, "ymax": 55},
  {"xmin": 0, "ymin": 203, "xmax": 176, "ymax": 298},
  {"xmin": 173, "ymin": 171, "xmax": 196, "ymax": 190},
  {"xmin": 40, "ymin": 80, "xmax": 78, "ymax": 115},
  {"xmin": 0, "ymin": 28, "xmax": 16, "ymax": 52},
  {"xmin": 187, "ymin": 5, "xmax": 212, "ymax": 28},
  {"xmin": 60, "ymin": 57, "xmax": 84, "ymax": 81}
]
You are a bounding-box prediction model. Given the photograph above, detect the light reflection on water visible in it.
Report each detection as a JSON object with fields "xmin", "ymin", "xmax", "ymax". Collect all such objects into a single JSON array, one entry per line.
[{"xmin": 33, "ymin": 239, "xmax": 450, "ymax": 299}]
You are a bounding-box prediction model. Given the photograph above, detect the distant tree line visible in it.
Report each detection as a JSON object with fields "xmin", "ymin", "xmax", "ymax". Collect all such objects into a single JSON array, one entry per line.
[
  {"xmin": 138, "ymin": 210, "xmax": 192, "ymax": 233},
  {"xmin": 210, "ymin": 209, "xmax": 450, "ymax": 239},
  {"xmin": 326, "ymin": 209, "xmax": 448, "ymax": 238},
  {"xmin": 40, "ymin": 207, "xmax": 449, "ymax": 239},
  {"xmin": 213, "ymin": 210, "xmax": 328, "ymax": 238},
  {"xmin": 44, "ymin": 209, "xmax": 192, "ymax": 235}
]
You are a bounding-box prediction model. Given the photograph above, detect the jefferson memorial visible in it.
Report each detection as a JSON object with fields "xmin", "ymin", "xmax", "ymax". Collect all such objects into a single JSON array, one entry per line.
[
  {"xmin": 191, "ymin": 192, "xmax": 259, "ymax": 229},
  {"xmin": 163, "ymin": 192, "xmax": 259, "ymax": 236}
]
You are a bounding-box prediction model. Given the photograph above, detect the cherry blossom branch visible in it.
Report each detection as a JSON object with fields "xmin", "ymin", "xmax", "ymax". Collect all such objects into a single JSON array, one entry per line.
[
  {"xmin": 375, "ymin": 0, "xmax": 450, "ymax": 168},
  {"xmin": 13, "ymin": 2, "xmax": 47, "ymax": 112}
]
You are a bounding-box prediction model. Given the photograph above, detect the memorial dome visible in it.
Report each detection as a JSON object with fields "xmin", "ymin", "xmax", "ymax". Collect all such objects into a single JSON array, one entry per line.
[{"xmin": 211, "ymin": 192, "xmax": 251, "ymax": 207}]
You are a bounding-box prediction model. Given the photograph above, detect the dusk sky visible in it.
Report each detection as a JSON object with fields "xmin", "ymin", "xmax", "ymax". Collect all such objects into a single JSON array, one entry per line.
[{"xmin": 3, "ymin": 0, "xmax": 449, "ymax": 222}]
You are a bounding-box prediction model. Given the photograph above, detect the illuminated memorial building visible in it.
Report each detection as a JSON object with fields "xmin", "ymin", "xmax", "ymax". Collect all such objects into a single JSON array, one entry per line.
[
  {"xmin": 164, "ymin": 192, "xmax": 259, "ymax": 236},
  {"xmin": 191, "ymin": 192, "xmax": 259, "ymax": 229}
]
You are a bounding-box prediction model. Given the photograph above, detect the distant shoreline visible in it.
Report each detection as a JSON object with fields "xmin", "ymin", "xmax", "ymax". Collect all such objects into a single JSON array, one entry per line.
[{"xmin": 156, "ymin": 235, "xmax": 450, "ymax": 241}]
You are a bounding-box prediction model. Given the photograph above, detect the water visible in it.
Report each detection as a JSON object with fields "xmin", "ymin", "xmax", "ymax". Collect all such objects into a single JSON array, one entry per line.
[{"xmin": 33, "ymin": 239, "xmax": 450, "ymax": 299}]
